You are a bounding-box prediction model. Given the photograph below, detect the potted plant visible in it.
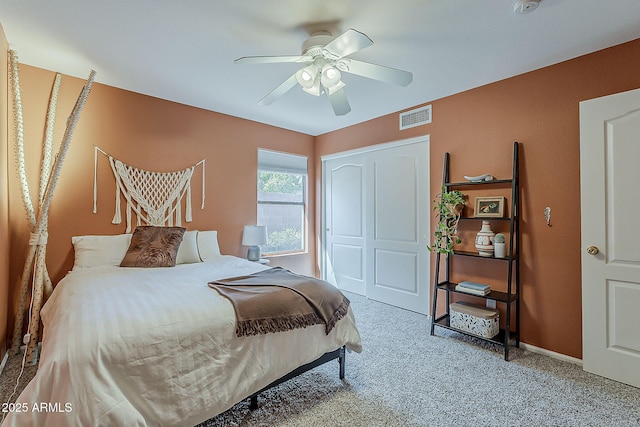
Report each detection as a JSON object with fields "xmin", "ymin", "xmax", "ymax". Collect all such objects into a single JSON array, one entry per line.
[{"xmin": 427, "ymin": 186, "xmax": 466, "ymax": 255}]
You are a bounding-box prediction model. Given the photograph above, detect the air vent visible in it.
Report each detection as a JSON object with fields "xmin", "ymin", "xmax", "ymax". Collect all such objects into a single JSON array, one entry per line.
[{"xmin": 399, "ymin": 105, "xmax": 432, "ymax": 130}]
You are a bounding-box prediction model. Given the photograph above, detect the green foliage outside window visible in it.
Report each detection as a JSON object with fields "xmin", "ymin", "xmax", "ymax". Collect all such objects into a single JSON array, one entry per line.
[
  {"xmin": 262, "ymin": 228, "xmax": 303, "ymax": 254},
  {"xmin": 258, "ymin": 171, "xmax": 302, "ymax": 194}
]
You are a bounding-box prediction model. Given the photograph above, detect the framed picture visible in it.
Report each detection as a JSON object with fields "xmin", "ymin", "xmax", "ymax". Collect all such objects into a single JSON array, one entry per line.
[{"xmin": 474, "ymin": 196, "xmax": 506, "ymax": 218}]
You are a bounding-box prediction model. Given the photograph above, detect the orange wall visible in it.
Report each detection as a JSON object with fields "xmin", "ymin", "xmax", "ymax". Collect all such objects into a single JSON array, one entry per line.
[
  {"xmin": 0, "ymin": 25, "xmax": 10, "ymax": 359},
  {"xmin": 316, "ymin": 38, "xmax": 640, "ymax": 359},
  {"xmin": 6, "ymin": 65, "xmax": 315, "ymax": 342}
]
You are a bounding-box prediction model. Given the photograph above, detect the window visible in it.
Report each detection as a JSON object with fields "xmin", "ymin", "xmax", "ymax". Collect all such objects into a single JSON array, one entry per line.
[{"xmin": 257, "ymin": 150, "xmax": 308, "ymax": 255}]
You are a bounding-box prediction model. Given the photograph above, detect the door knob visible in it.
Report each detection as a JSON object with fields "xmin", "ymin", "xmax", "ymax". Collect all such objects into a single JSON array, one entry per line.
[{"xmin": 586, "ymin": 245, "xmax": 599, "ymax": 255}]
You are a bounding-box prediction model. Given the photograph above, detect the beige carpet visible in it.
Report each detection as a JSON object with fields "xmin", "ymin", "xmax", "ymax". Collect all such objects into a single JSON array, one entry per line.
[{"xmin": 2, "ymin": 292, "xmax": 640, "ymax": 426}]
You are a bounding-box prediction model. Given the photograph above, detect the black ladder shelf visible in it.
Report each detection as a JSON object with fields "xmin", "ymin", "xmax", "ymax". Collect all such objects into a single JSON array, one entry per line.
[{"xmin": 429, "ymin": 141, "xmax": 521, "ymax": 360}]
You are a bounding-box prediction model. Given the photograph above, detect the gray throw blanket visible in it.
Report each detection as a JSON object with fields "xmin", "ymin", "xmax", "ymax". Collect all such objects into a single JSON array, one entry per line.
[{"xmin": 208, "ymin": 267, "xmax": 350, "ymax": 337}]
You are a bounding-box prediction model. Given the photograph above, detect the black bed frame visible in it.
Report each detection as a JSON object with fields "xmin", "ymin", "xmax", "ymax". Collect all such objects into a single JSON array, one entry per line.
[{"xmin": 248, "ymin": 346, "xmax": 346, "ymax": 410}]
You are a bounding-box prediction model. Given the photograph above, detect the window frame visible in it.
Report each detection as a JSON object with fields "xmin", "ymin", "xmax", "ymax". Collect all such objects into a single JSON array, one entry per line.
[{"xmin": 257, "ymin": 150, "xmax": 308, "ymax": 256}]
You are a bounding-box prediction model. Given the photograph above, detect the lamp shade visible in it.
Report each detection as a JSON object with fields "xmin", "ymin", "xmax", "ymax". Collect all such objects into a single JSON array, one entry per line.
[
  {"xmin": 296, "ymin": 65, "xmax": 318, "ymax": 88},
  {"xmin": 296, "ymin": 65, "xmax": 321, "ymax": 96},
  {"xmin": 242, "ymin": 225, "xmax": 268, "ymax": 246},
  {"xmin": 321, "ymin": 65, "xmax": 341, "ymax": 87}
]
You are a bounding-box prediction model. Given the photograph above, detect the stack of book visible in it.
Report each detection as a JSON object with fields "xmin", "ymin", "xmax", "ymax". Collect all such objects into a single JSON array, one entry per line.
[{"xmin": 455, "ymin": 281, "xmax": 491, "ymax": 296}]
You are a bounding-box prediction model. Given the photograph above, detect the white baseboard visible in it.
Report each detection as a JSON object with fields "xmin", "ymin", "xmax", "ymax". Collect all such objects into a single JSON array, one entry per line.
[{"xmin": 520, "ymin": 342, "xmax": 583, "ymax": 366}]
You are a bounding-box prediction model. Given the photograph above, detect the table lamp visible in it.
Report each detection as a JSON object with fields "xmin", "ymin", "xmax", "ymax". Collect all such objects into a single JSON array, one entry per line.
[{"xmin": 242, "ymin": 225, "xmax": 267, "ymax": 261}]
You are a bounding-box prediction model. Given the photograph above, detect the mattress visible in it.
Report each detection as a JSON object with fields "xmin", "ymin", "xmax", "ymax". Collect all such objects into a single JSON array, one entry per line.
[{"xmin": 2, "ymin": 256, "xmax": 362, "ymax": 427}]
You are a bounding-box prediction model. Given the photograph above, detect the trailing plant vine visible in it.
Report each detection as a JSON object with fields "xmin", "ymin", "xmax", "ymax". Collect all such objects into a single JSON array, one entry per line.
[{"xmin": 427, "ymin": 186, "xmax": 466, "ymax": 255}]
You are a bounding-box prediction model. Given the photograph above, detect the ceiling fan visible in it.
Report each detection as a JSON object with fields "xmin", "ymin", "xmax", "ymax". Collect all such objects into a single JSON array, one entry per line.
[{"xmin": 234, "ymin": 28, "xmax": 413, "ymax": 116}]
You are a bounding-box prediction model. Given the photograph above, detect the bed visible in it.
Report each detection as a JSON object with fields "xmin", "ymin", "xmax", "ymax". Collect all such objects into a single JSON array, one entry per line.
[{"xmin": 2, "ymin": 229, "xmax": 362, "ymax": 427}]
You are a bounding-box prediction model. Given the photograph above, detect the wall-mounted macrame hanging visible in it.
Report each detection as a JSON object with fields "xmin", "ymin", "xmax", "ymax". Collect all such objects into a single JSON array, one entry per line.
[
  {"xmin": 94, "ymin": 147, "xmax": 205, "ymax": 232},
  {"xmin": 9, "ymin": 50, "xmax": 96, "ymax": 363}
]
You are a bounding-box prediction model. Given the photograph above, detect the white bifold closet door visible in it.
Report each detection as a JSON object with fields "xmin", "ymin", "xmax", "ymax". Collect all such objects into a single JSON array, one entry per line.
[{"xmin": 323, "ymin": 137, "xmax": 429, "ymax": 314}]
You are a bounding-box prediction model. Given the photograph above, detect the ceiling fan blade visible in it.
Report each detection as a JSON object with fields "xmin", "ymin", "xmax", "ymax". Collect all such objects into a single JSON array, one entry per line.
[
  {"xmin": 338, "ymin": 58, "xmax": 413, "ymax": 86},
  {"xmin": 322, "ymin": 28, "xmax": 373, "ymax": 60},
  {"xmin": 235, "ymin": 55, "xmax": 312, "ymax": 64},
  {"xmin": 327, "ymin": 88, "xmax": 351, "ymax": 116},
  {"xmin": 258, "ymin": 73, "xmax": 299, "ymax": 105}
]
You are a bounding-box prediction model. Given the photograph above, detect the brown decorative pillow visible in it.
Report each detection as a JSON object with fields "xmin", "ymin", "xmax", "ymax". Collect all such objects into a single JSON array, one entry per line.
[{"xmin": 120, "ymin": 226, "xmax": 186, "ymax": 268}]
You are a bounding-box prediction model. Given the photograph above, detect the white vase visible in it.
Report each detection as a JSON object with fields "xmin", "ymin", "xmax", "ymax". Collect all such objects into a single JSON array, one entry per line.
[
  {"xmin": 475, "ymin": 221, "xmax": 495, "ymax": 257},
  {"xmin": 494, "ymin": 242, "xmax": 506, "ymax": 258}
]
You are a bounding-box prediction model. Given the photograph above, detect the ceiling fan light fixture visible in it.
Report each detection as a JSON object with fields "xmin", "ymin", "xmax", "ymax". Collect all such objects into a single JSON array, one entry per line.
[
  {"xmin": 296, "ymin": 65, "xmax": 319, "ymax": 89},
  {"xmin": 298, "ymin": 70, "xmax": 322, "ymax": 96},
  {"xmin": 320, "ymin": 65, "xmax": 342, "ymax": 88}
]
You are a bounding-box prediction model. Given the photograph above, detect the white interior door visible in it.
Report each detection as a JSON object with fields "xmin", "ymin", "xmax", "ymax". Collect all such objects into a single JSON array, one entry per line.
[
  {"xmin": 322, "ymin": 137, "xmax": 429, "ymax": 314},
  {"xmin": 365, "ymin": 142, "xmax": 429, "ymax": 314},
  {"xmin": 580, "ymin": 88, "xmax": 640, "ymax": 388},
  {"xmin": 324, "ymin": 155, "xmax": 366, "ymax": 295}
]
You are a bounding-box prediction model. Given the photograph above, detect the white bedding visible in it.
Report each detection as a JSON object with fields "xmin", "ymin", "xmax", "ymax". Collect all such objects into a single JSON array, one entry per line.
[{"xmin": 2, "ymin": 256, "xmax": 362, "ymax": 427}]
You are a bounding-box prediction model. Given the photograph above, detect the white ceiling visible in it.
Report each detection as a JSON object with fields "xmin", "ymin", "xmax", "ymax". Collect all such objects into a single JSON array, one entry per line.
[{"xmin": 1, "ymin": 1, "xmax": 640, "ymax": 136}]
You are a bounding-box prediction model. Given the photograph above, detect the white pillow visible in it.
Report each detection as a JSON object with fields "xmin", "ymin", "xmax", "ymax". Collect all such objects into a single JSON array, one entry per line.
[
  {"xmin": 176, "ymin": 230, "xmax": 201, "ymax": 264},
  {"xmin": 197, "ymin": 230, "xmax": 221, "ymax": 260},
  {"xmin": 71, "ymin": 233, "xmax": 132, "ymax": 269}
]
